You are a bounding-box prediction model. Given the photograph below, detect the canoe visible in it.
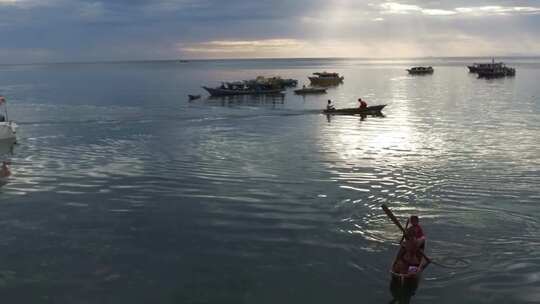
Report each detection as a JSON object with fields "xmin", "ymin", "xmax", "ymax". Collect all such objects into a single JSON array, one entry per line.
[
  {"xmin": 202, "ymin": 86, "xmax": 284, "ymax": 96},
  {"xmin": 294, "ymin": 88, "xmax": 327, "ymax": 94},
  {"xmin": 188, "ymin": 94, "xmax": 201, "ymax": 100},
  {"xmin": 323, "ymin": 104, "xmax": 386, "ymax": 115},
  {"xmin": 389, "ymin": 241, "xmax": 428, "ymax": 301}
]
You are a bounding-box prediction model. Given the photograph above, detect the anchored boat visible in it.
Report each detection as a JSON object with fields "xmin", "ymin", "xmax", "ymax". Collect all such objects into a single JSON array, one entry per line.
[
  {"xmin": 407, "ymin": 66, "xmax": 434, "ymax": 75},
  {"xmin": 469, "ymin": 58, "xmax": 516, "ymax": 78},
  {"xmin": 308, "ymin": 72, "xmax": 344, "ymax": 86}
]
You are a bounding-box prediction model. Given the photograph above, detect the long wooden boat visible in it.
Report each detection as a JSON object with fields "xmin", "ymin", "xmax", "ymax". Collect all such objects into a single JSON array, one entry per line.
[
  {"xmin": 202, "ymin": 86, "xmax": 284, "ymax": 97},
  {"xmin": 294, "ymin": 88, "xmax": 327, "ymax": 94},
  {"xmin": 389, "ymin": 241, "xmax": 428, "ymax": 304},
  {"xmin": 323, "ymin": 104, "xmax": 386, "ymax": 115}
]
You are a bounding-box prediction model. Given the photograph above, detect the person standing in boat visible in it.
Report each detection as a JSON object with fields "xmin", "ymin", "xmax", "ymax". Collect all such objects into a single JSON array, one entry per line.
[
  {"xmin": 358, "ymin": 98, "xmax": 368, "ymax": 109},
  {"xmin": 326, "ymin": 100, "xmax": 335, "ymax": 111}
]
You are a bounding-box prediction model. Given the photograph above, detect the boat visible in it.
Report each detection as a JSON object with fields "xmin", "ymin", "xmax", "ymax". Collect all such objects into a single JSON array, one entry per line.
[
  {"xmin": 249, "ymin": 76, "xmax": 298, "ymax": 89},
  {"xmin": 477, "ymin": 65, "xmax": 516, "ymax": 78},
  {"xmin": 188, "ymin": 94, "xmax": 201, "ymax": 101},
  {"xmin": 468, "ymin": 58, "xmax": 516, "ymax": 77},
  {"xmin": 468, "ymin": 63, "xmax": 494, "ymax": 73},
  {"xmin": 389, "ymin": 242, "xmax": 428, "ymax": 303},
  {"xmin": 308, "ymin": 72, "xmax": 344, "ymax": 86},
  {"xmin": 323, "ymin": 104, "xmax": 386, "ymax": 115},
  {"xmin": 407, "ymin": 66, "xmax": 434, "ymax": 75},
  {"xmin": 294, "ymin": 87, "xmax": 327, "ymax": 94},
  {"xmin": 0, "ymin": 96, "xmax": 16, "ymax": 141},
  {"xmin": 202, "ymin": 80, "xmax": 285, "ymax": 97}
]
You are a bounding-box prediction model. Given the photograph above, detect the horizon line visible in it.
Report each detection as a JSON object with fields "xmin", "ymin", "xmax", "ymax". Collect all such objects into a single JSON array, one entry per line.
[{"xmin": 2, "ymin": 55, "xmax": 540, "ymax": 66}]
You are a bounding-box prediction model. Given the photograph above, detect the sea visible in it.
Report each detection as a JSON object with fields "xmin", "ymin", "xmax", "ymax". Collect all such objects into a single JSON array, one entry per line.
[{"xmin": 0, "ymin": 57, "xmax": 539, "ymax": 303}]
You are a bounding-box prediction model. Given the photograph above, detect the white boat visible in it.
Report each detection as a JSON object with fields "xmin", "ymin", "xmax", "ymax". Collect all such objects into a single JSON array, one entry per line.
[{"xmin": 0, "ymin": 96, "xmax": 16, "ymax": 141}]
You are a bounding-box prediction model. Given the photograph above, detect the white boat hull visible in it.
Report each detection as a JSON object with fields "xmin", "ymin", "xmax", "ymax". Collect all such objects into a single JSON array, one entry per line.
[{"xmin": 0, "ymin": 122, "xmax": 16, "ymax": 140}]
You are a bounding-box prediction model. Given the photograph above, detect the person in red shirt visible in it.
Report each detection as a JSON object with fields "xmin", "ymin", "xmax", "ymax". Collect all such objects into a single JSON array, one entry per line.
[
  {"xmin": 407, "ymin": 215, "xmax": 425, "ymax": 249},
  {"xmin": 358, "ymin": 98, "xmax": 368, "ymax": 109}
]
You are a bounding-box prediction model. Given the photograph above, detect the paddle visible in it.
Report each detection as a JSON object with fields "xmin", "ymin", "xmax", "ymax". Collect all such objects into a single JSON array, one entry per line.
[{"xmin": 381, "ymin": 204, "xmax": 431, "ymax": 264}]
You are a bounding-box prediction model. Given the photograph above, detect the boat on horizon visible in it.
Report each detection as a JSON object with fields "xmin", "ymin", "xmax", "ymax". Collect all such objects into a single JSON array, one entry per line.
[
  {"xmin": 468, "ymin": 58, "xmax": 516, "ymax": 77},
  {"xmin": 407, "ymin": 66, "xmax": 434, "ymax": 75}
]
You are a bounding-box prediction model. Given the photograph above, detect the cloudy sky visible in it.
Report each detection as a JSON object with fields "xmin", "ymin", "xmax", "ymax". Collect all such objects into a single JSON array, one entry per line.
[{"xmin": 1, "ymin": 0, "xmax": 539, "ymax": 63}]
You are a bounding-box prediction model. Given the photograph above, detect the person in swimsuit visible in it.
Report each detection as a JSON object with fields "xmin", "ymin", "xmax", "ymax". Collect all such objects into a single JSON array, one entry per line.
[{"xmin": 392, "ymin": 229, "xmax": 428, "ymax": 278}]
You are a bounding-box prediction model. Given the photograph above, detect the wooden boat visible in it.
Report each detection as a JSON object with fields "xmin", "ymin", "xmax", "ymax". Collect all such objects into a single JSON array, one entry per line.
[
  {"xmin": 294, "ymin": 87, "xmax": 327, "ymax": 94},
  {"xmin": 323, "ymin": 104, "xmax": 386, "ymax": 115},
  {"xmin": 188, "ymin": 94, "xmax": 201, "ymax": 101},
  {"xmin": 202, "ymin": 86, "xmax": 283, "ymax": 97},
  {"xmin": 407, "ymin": 66, "xmax": 433, "ymax": 75},
  {"xmin": 389, "ymin": 240, "xmax": 429, "ymax": 304}
]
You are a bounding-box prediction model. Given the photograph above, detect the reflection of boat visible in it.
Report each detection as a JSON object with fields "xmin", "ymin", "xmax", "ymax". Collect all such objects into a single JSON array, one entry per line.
[
  {"xmin": 0, "ymin": 160, "xmax": 11, "ymax": 187},
  {"xmin": 188, "ymin": 94, "xmax": 201, "ymax": 101},
  {"xmin": 294, "ymin": 87, "xmax": 327, "ymax": 94},
  {"xmin": 323, "ymin": 105, "xmax": 386, "ymax": 115},
  {"xmin": 407, "ymin": 66, "xmax": 433, "ymax": 75},
  {"xmin": 308, "ymin": 72, "xmax": 344, "ymax": 86},
  {"xmin": 0, "ymin": 96, "xmax": 16, "ymax": 141},
  {"xmin": 203, "ymin": 86, "xmax": 283, "ymax": 96}
]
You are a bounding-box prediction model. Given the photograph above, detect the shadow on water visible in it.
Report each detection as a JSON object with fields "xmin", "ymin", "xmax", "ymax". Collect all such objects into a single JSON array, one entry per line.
[
  {"xmin": 0, "ymin": 138, "xmax": 16, "ymax": 155},
  {"xmin": 389, "ymin": 275, "xmax": 420, "ymax": 304},
  {"xmin": 202, "ymin": 93, "xmax": 286, "ymax": 105},
  {"xmin": 0, "ymin": 139, "xmax": 15, "ymax": 187}
]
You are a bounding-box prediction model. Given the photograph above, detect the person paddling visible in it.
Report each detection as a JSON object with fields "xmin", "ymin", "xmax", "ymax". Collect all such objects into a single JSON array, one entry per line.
[
  {"xmin": 407, "ymin": 215, "xmax": 425, "ymax": 249},
  {"xmin": 326, "ymin": 99, "xmax": 335, "ymax": 111},
  {"xmin": 393, "ymin": 229, "xmax": 426, "ymax": 277},
  {"xmin": 358, "ymin": 98, "xmax": 368, "ymax": 109}
]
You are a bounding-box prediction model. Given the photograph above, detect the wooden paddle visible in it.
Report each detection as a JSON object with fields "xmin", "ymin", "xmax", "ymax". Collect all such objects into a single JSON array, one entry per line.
[{"xmin": 381, "ymin": 204, "xmax": 431, "ymax": 263}]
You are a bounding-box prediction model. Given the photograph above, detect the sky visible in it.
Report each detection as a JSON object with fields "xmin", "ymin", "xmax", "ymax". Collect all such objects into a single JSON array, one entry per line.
[{"xmin": 0, "ymin": 0, "xmax": 539, "ymax": 63}]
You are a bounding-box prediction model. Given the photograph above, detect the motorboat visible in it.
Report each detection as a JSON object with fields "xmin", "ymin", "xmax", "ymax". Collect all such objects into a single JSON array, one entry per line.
[
  {"xmin": 308, "ymin": 72, "xmax": 344, "ymax": 86},
  {"xmin": 468, "ymin": 58, "xmax": 516, "ymax": 77}
]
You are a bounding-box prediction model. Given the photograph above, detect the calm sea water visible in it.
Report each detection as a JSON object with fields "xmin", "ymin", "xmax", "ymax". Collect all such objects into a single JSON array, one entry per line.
[{"xmin": 0, "ymin": 58, "xmax": 539, "ymax": 303}]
